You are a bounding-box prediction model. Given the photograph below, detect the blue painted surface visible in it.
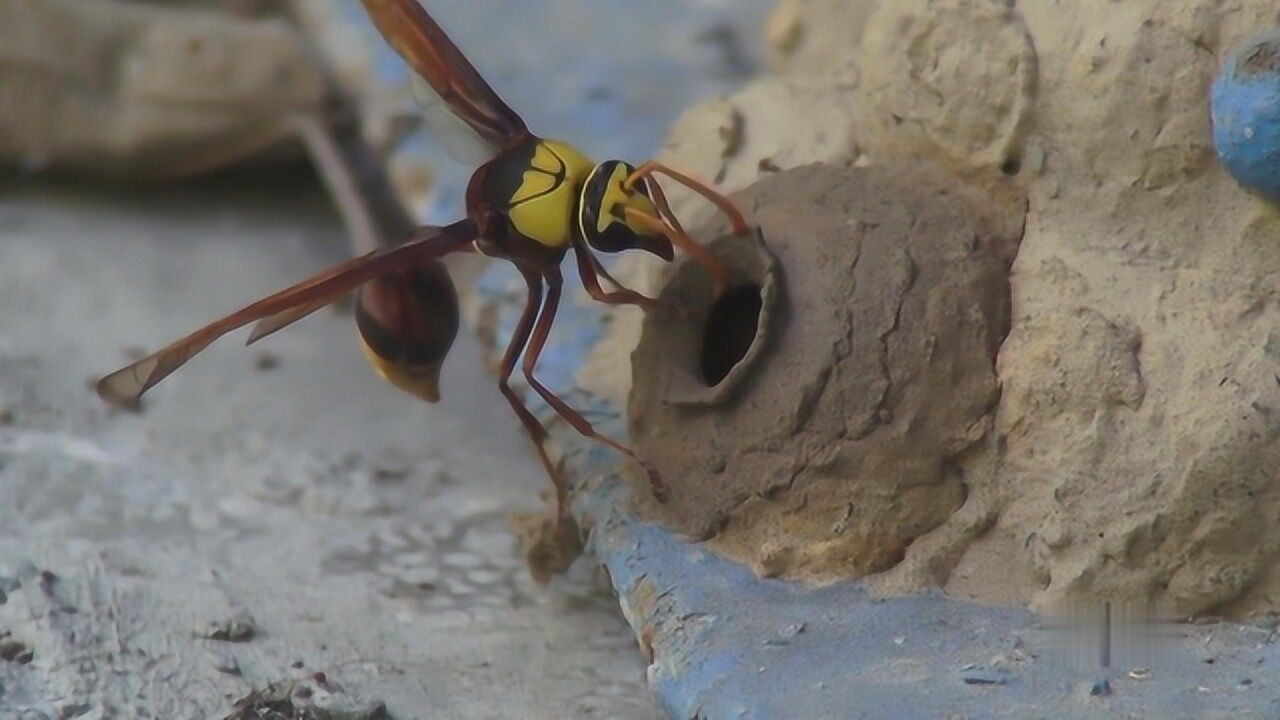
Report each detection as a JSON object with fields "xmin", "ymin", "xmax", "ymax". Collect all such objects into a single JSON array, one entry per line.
[
  {"xmin": 572, "ymin": 454, "xmax": 1280, "ymax": 719},
  {"xmin": 1212, "ymin": 31, "xmax": 1280, "ymax": 201}
]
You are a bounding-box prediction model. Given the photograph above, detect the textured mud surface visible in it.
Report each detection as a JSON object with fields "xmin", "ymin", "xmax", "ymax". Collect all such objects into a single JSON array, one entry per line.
[{"xmin": 628, "ymin": 163, "xmax": 1023, "ymax": 581}]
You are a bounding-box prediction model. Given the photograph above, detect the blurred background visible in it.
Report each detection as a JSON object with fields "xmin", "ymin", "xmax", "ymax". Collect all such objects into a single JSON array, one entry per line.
[{"xmin": 0, "ymin": 1, "xmax": 772, "ymax": 717}]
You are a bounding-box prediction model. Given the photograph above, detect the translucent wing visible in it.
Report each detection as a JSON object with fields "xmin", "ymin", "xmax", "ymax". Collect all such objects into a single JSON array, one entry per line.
[
  {"xmin": 245, "ymin": 299, "xmax": 334, "ymax": 346},
  {"xmin": 96, "ymin": 221, "xmax": 475, "ymax": 407},
  {"xmin": 361, "ymin": 0, "xmax": 529, "ymax": 148},
  {"xmin": 410, "ymin": 74, "xmax": 504, "ymax": 166}
]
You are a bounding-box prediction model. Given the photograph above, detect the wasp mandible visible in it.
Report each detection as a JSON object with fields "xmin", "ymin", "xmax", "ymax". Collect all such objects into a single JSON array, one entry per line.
[{"xmin": 97, "ymin": 0, "xmax": 751, "ymax": 520}]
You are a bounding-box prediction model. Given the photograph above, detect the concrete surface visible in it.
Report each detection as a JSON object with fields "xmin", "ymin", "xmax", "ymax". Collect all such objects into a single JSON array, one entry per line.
[{"xmin": 0, "ymin": 176, "xmax": 657, "ymax": 719}]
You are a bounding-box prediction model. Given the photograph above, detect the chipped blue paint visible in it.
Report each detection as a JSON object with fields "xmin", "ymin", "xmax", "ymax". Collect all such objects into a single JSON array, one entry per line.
[
  {"xmin": 1212, "ymin": 30, "xmax": 1280, "ymax": 201},
  {"xmin": 571, "ymin": 463, "xmax": 1280, "ymax": 719}
]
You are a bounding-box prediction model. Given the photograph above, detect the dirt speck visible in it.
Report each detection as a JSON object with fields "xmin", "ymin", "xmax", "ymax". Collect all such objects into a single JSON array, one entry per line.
[
  {"xmin": 0, "ymin": 638, "xmax": 31, "ymax": 663},
  {"xmin": 225, "ymin": 681, "xmax": 391, "ymax": 720},
  {"xmin": 1240, "ymin": 38, "xmax": 1280, "ymax": 77},
  {"xmin": 510, "ymin": 513, "xmax": 583, "ymax": 584}
]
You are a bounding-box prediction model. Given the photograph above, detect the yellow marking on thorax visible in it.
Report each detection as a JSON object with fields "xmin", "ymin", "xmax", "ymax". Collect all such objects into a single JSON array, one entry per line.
[{"xmin": 506, "ymin": 140, "xmax": 594, "ymax": 248}]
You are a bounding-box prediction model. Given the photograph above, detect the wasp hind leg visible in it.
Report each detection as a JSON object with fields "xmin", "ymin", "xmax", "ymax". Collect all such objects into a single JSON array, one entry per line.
[
  {"xmin": 495, "ymin": 269, "xmax": 571, "ymax": 520},
  {"xmin": 522, "ymin": 266, "xmax": 669, "ymax": 503}
]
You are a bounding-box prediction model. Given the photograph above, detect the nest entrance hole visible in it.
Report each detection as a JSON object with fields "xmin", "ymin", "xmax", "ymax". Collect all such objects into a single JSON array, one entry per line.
[{"xmin": 701, "ymin": 284, "xmax": 763, "ymax": 386}]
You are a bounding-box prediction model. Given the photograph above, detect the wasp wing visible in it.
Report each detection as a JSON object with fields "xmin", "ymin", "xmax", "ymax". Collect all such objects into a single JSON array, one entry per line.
[
  {"xmin": 96, "ymin": 222, "xmax": 475, "ymax": 407},
  {"xmin": 245, "ymin": 223, "xmax": 459, "ymax": 345},
  {"xmin": 244, "ymin": 299, "xmax": 334, "ymax": 346},
  {"xmin": 362, "ymin": 0, "xmax": 528, "ymax": 149},
  {"xmin": 410, "ymin": 74, "xmax": 505, "ymax": 166}
]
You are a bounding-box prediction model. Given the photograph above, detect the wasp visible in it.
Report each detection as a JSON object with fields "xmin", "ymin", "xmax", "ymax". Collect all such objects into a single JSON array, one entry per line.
[{"xmin": 97, "ymin": 0, "xmax": 750, "ymax": 520}]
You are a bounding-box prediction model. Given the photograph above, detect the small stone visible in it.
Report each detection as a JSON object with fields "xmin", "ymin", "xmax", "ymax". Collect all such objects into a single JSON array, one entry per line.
[
  {"xmin": 1128, "ymin": 667, "xmax": 1151, "ymax": 680},
  {"xmin": 1089, "ymin": 677, "xmax": 1112, "ymax": 697},
  {"xmin": 894, "ymin": 636, "xmax": 906, "ymax": 645},
  {"xmin": 196, "ymin": 612, "xmax": 256, "ymax": 642},
  {"xmin": 1237, "ymin": 677, "xmax": 1253, "ymax": 687}
]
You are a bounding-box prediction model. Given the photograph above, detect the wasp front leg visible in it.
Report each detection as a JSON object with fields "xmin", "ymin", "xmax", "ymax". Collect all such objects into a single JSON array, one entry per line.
[
  {"xmin": 571, "ymin": 239, "xmax": 674, "ymax": 313},
  {"xmin": 625, "ymin": 161, "xmax": 749, "ymax": 237}
]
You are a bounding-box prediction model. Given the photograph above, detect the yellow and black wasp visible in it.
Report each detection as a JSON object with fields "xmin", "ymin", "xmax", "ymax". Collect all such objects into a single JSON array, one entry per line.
[{"xmin": 97, "ymin": 0, "xmax": 751, "ymax": 519}]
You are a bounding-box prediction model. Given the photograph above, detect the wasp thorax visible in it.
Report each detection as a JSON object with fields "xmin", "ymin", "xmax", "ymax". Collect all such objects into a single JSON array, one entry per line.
[{"xmin": 578, "ymin": 160, "xmax": 674, "ymax": 260}]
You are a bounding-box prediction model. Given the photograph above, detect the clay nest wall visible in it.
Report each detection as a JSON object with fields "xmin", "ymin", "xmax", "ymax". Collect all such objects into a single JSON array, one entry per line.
[
  {"xmin": 580, "ymin": 0, "xmax": 1280, "ymax": 616},
  {"xmin": 628, "ymin": 163, "xmax": 1024, "ymax": 580}
]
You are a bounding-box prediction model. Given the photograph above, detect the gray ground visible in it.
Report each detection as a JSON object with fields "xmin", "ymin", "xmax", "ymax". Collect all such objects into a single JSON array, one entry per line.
[{"xmin": 0, "ymin": 175, "xmax": 657, "ymax": 719}]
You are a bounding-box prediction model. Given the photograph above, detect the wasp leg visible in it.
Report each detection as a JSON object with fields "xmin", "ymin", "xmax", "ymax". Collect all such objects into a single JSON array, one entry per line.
[
  {"xmin": 497, "ymin": 267, "xmax": 570, "ymax": 520},
  {"xmin": 571, "ymin": 239, "xmax": 673, "ymax": 312},
  {"xmin": 645, "ymin": 180, "xmax": 733, "ymax": 297},
  {"xmin": 523, "ymin": 266, "xmax": 669, "ymax": 503},
  {"xmin": 625, "ymin": 161, "xmax": 749, "ymax": 236},
  {"xmin": 623, "ymin": 205, "xmax": 729, "ymax": 297}
]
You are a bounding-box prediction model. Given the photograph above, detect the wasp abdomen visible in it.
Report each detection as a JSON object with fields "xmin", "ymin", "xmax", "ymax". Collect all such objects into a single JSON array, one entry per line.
[{"xmin": 356, "ymin": 264, "xmax": 459, "ymax": 402}]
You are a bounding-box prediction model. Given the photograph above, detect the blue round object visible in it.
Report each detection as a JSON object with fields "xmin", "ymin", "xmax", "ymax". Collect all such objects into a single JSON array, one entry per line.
[{"xmin": 1212, "ymin": 31, "xmax": 1280, "ymax": 201}]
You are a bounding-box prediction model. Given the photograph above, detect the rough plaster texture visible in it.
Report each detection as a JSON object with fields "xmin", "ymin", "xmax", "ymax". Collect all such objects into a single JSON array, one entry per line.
[{"xmin": 582, "ymin": 0, "xmax": 1280, "ymax": 617}]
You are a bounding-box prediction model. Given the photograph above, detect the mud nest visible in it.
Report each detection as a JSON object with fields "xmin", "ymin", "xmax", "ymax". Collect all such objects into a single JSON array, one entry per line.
[{"xmin": 628, "ymin": 163, "xmax": 1024, "ymax": 581}]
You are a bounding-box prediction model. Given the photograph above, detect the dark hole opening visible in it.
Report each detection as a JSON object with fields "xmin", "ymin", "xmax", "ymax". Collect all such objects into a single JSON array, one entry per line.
[
  {"xmin": 1000, "ymin": 155, "xmax": 1022, "ymax": 176},
  {"xmin": 701, "ymin": 284, "xmax": 763, "ymax": 386}
]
